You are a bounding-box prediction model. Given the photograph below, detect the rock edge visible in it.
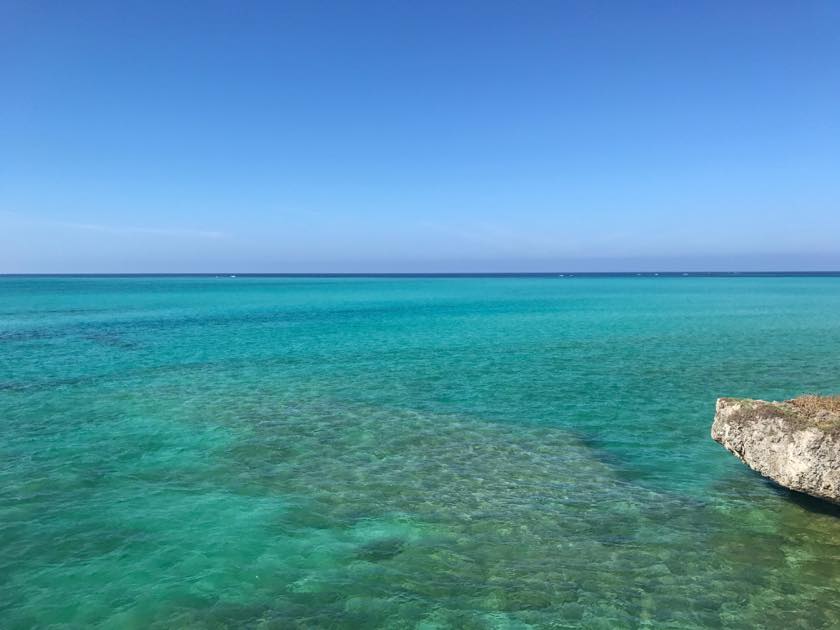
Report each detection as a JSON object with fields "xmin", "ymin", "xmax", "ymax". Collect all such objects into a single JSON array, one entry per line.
[{"xmin": 711, "ymin": 397, "xmax": 840, "ymax": 504}]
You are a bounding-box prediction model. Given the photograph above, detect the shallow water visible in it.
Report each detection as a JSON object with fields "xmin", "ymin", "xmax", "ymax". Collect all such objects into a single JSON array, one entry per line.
[{"xmin": 2, "ymin": 276, "xmax": 840, "ymax": 628}]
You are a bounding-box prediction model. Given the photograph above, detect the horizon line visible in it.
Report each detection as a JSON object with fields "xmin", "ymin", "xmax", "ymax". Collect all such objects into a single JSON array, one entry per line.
[{"xmin": 4, "ymin": 271, "xmax": 840, "ymax": 278}]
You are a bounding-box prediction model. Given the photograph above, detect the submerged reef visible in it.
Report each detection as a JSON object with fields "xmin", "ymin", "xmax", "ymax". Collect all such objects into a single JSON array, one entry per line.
[{"xmin": 712, "ymin": 396, "xmax": 840, "ymax": 504}]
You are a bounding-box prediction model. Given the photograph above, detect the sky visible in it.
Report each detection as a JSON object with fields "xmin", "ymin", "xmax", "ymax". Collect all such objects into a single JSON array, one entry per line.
[{"xmin": 2, "ymin": 0, "xmax": 839, "ymax": 273}]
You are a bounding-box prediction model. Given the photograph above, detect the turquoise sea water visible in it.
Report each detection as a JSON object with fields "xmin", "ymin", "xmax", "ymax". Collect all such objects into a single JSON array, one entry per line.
[{"xmin": 2, "ymin": 275, "xmax": 840, "ymax": 628}]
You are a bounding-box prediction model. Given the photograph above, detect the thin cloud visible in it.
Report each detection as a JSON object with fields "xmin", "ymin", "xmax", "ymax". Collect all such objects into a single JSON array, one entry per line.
[
  {"xmin": 62, "ymin": 222, "xmax": 227, "ymax": 239},
  {"xmin": 1, "ymin": 211, "xmax": 227, "ymax": 239}
]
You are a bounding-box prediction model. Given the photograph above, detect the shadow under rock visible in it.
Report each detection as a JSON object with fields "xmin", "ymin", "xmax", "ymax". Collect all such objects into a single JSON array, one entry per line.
[{"xmin": 764, "ymin": 480, "xmax": 840, "ymax": 517}]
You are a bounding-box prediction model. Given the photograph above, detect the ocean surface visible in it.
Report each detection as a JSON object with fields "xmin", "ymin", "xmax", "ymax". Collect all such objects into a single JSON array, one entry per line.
[{"xmin": 2, "ymin": 274, "xmax": 840, "ymax": 629}]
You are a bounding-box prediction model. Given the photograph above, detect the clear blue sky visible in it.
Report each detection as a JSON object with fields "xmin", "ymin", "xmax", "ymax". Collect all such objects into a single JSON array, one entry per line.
[{"xmin": 2, "ymin": 1, "xmax": 839, "ymax": 272}]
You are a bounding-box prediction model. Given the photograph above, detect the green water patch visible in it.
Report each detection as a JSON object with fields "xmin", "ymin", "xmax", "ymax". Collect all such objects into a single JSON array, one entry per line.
[{"xmin": 6, "ymin": 377, "xmax": 839, "ymax": 627}]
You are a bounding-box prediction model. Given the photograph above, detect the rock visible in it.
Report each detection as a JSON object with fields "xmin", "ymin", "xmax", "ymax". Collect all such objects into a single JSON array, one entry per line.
[{"xmin": 711, "ymin": 396, "xmax": 840, "ymax": 504}]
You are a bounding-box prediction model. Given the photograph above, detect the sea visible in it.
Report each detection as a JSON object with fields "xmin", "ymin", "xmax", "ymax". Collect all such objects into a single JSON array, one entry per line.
[{"xmin": 2, "ymin": 274, "xmax": 840, "ymax": 628}]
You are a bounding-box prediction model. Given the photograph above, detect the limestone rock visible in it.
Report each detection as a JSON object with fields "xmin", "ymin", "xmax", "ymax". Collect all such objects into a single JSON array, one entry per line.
[{"xmin": 711, "ymin": 396, "xmax": 840, "ymax": 504}]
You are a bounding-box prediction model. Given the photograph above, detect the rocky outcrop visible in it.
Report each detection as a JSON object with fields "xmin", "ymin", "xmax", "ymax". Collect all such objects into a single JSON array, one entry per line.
[{"xmin": 712, "ymin": 397, "xmax": 840, "ymax": 504}]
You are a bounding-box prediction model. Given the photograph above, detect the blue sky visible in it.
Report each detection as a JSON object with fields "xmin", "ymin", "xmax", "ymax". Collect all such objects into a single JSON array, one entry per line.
[{"xmin": 2, "ymin": 1, "xmax": 839, "ymax": 272}]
